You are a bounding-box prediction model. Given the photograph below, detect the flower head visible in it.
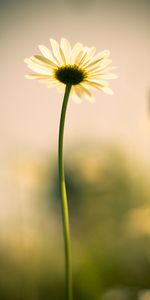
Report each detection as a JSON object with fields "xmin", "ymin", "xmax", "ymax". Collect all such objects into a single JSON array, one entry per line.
[{"xmin": 24, "ymin": 38, "xmax": 117, "ymax": 102}]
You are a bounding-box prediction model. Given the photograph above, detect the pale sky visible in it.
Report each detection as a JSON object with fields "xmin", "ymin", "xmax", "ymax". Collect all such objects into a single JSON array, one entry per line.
[{"xmin": 0, "ymin": 0, "xmax": 150, "ymax": 164}]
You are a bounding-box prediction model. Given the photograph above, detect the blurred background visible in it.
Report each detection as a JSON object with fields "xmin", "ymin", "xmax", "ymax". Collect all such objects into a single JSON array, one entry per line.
[{"xmin": 0, "ymin": 0, "xmax": 150, "ymax": 299}]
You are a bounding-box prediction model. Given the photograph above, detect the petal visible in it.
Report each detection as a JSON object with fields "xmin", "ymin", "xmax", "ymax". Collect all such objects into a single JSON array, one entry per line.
[
  {"xmin": 38, "ymin": 45, "xmax": 59, "ymax": 65},
  {"xmin": 60, "ymin": 38, "xmax": 71, "ymax": 64},
  {"xmin": 71, "ymin": 43, "xmax": 83, "ymax": 64},
  {"xmin": 85, "ymin": 78, "xmax": 107, "ymax": 85},
  {"xmin": 33, "ymin": 55, "xmax": 57, "ymax": 68},
  {"xmin": 74, "ymin": 85, "xmax": 83, "ymax": 97},
  {"xmin": 77, "ymin": 47, "xmax": 89, "ymax": 66},
  {"xmin": 50, "ymin": 38, "xmax": 63, "ymax": 65},
  {"xmin": 25, "ymin": 65, "xmax": 49, "ymax": 74},
  {"xmin": 59, "ymin": 46, "xmax": 66, "ymax": 64},
  {"xmin": 72, "ymin": 94, "xmax": 82, "ymax": 103},
  {"xmin": 80, "ymin": 47, "xmax": 96, "ymax": 67},
  {"xmin": 25, "ymin": 74, "xmax": 53, "ymax": 80},
  {"xmin": 101, "ymin": 66, "xmax": 117, "ymax": 72},
  {"xmin": 83, "ymin": 50, "xmax": 110, "ymax": 69},
  {"xmin": 24, "ymin": 58, "xmax": 52, "ymax": 74},
  {"xmin": 83, "ymin": 80, "xmax": 105, "ymax": 90},
  {"xmin": 85, "ymin": 58, "xmax": 112, "ymax": 72},
  {"xmin": 86, "ymin": 59, "xmax": 112, "ymax": 73},
  {"xmin": 79, "ymin": 84, "xmax": 95, "ymax": 103},
  {"xmin": 72, "ymin": 86, "xmax": 83, "ymax": 103},
  {"xmin": 56, "ymin": 84, "xmax": 65, "ymax": 92},
  {"xmin": 46, "ymin": 79, "xmax": 62, "ymax": 88},
  {"xmin": 37, "ymin": 78, "xmax": 57, "ymax": 83},
  {"xmin": 75, "ymin": 49, "xmax": 85, "ymax": 65},
  {"xmin": 74, "ymin": 50, "xmax": 84, "ymax": 64},
  {"xmin": 88, "ymin": 73, "xmax": 118, "ymax": 80},
  {"xmin": 101, "ymin": 86, "xmax": 114, "ymax": 95},
  {"xmin": 83, "ymin": 80, "xmax": 114, "ymax": 94}
]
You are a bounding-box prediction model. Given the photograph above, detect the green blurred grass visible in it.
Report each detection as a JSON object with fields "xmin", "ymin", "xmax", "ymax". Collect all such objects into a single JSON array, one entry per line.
[{"xmin": 0, "ymin": 144, "xmax": 150, "ymax": 300}]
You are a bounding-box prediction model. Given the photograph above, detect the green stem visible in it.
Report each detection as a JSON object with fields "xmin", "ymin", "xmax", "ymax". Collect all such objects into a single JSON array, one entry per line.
[{"xmin": 58, "ymin": 83, "xmax": 73, "ymax": 300}]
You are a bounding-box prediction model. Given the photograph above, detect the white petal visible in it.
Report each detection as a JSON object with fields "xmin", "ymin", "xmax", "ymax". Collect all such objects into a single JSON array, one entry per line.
[
  {"xmin": 33, "ymin": 55, "xmax": 58, "ymax": 68},
  {"xmin": 25, "ymin": 74, "xmax": 53, "ymax": 80},
  {"xmin": 38, "ymin": 45, "xmax": 59, "ymax": 65},
  {"xmin": 25, "ymin": 57, "xmax": 51, "ymax": 69},
  {"xmin": 101, "ymin": 87, "xmax": 114, "ymax": 95},
  {"xmin": 50, "ymin": 38, "xmax": 63, "ymax": 65},
  {"xmin": 38, "ymin": 77, "xmax": 57, "ymax": 83},
  {"xmin": 25, "ymin": 57, "xmax": 55, "ymax": 73},
  {"xmin": 85, "ymin": 58, "xmax": 112, "ymax": 72},
  {"xmin": 83, "ymin": 50, "xmax": 110, "ymax": 69},
  {"xmin": 83, "ymin": 80, "xmax": 114, "ymax": 94},
  {"xmin": 60, "ymin": 38, "xmax": 71, "ymax": 64},
  {"xmin": 77, "ymin": 47, "xmax": 89, "ymax": 66},
  {"xmin": 75, "ymin": 49, "xmax": 86, "ymax": 65},
  {"xmin": 56, "ymin": 84, "xmax": 65, "ymax": 92},
  {"xmin": 83, "ymin": 80, "xmax": 105, "ymax": 90},
  {"xmin": 72, "ymin": 86, "xmax": 83, "ymax": 103},
  {"xmin": 24, "ymin": 59, "xmax": 52, "ymax": 74},
  {"xmin": 74, "ymin": 50, "xmax": 84, "ymax": 64},
  {"xmin": 46, "ymin": 80, "xmax": 62, "ymax": 88},
  {"xmin": 71, "ymin": 43, "xmax": 83, "ymax": 64},
  {"xmin": 59, "ymin": 47, "xmax": 66, "ymax": 64},
  {"xmin": 85, "ymin": 78, "xmax": 107, "ymax": 85},
  {"xmin": 79, "ymin": 84, "xmax": 95, "ymax": 103},
  {"xmin": 102, "ymin": 66, "xmax": 117, "ymax": 72},
  {"xmin": 86, "ymin": 59, "xmax": 112, "ymax": 73},
  {"xmin": 72, "ymin": 94, "xmax": 82, "ymax": 103},
  {"xmin": 74, "ymin": 85, "xmax": 83, "ymax": 97},
  {"xmin": 88, "ymin": 73, "xmax": 117, "ymax": 80},
  {"xmin": 80, "ymin": 47, "xmax": 96, "ymax": 67}
]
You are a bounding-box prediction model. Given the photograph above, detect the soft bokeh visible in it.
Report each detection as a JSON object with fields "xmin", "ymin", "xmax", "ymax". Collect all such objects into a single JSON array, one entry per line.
[{"xmin": 0, "ymin": 0, "xmax": 150, "ymax": 299}]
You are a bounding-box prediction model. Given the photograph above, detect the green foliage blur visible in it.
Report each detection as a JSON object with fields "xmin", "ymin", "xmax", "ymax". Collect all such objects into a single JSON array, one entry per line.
[{"xmin": 0, "ymin": 144, "xmax": 150, "ymax": 300}]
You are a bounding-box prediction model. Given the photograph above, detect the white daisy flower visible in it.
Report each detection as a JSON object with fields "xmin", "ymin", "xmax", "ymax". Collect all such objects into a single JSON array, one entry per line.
[{"xmin": 24, "ymin": 38, "xmax": 117, "ymax": 102}]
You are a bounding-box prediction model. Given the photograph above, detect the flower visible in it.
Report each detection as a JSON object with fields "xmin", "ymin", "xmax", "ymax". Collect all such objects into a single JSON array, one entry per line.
[{"xmin": 24, "ymin": 38, "xmax": 117, "ymax": 102}]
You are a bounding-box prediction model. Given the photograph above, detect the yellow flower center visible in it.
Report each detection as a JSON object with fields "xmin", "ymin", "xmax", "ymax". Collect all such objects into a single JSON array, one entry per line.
[{"xmin": 54, "ymin": 65, "xmax": 87, "ymax": 85}]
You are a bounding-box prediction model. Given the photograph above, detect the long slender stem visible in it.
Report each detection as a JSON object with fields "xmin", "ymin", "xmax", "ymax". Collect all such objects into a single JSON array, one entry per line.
[{"xmin": 58, "ymin": 83, "xmax": 72, "ymax": 300}]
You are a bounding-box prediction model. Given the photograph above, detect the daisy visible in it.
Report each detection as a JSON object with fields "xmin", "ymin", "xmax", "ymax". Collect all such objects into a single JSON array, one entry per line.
[
  {"xmin": 24, "ymin": 38, "xmax": 117, "ymax": 102},
  {"xmin": 24, "ymin": 38, "xmax": 117, "ymax": 300}
]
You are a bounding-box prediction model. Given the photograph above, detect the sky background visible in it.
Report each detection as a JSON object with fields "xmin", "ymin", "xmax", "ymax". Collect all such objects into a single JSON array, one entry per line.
[{"xmin": 0, "ymin": 0, "xmax": 150, "ymax": 164}]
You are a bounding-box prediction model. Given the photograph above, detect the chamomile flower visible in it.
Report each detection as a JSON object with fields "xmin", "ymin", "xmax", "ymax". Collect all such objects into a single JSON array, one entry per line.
[{"xmin": 24, "ymin": 38, "xmax": 117, "ymax": 102}]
